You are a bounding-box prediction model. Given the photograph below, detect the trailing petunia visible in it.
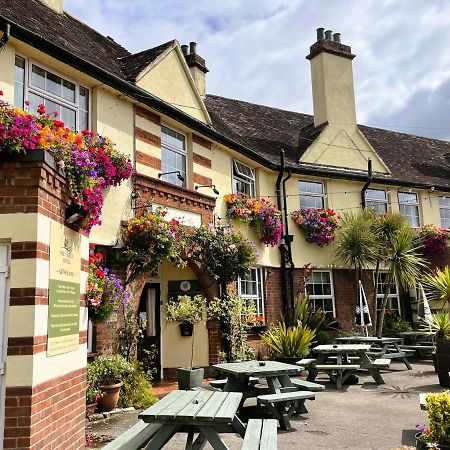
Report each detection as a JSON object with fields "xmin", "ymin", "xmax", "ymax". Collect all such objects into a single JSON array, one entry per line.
[
  {"xmin": 291, "ymin": 208, "xmax": 339, "ymax": 247},
  {"xmin": 0, "ymin": 97, "xmax": 133, "ymax": 233},
  {"xmin": 224, "ymin": 193, "xmax": 283, "ymax": 246},
  {"xmin": 417, "ymin": 224, "xmax": 449, "ymax": 257}
]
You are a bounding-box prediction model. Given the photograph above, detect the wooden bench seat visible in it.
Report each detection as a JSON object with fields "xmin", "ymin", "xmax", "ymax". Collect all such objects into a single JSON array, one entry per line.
[
  {"xmin": 419, "ymin": 393, "xmax": 427, "ymax": 410},
  {"xmin": 210, "ymin": 377, "xmax": 259, "ymax": 389},
  {"xmin": 314, "ymin": 364, "xmax": 360, "ymax": 370},
  {"xmin": 242, "ymin": 418, "xmax": 278, "ymax": 450},
  {"xmin": 102, "ymin": 421, "xmax": 162, "ymax": 450},
  {"xmin": 257, "ymin": 391, "xmax": 315, "ymax": 430},
  {"xmin": 401, "ymin": 345, "xmax": 435, "ymax": 350},
  {"xmin": 372, "ymin": 358, "xmax": 390, "ymax": 368},
  {"xmin": 290, "ymin": 378, "xmax": 325, "ymax": 391},
  {"xmin": 297, "ymin": 358, "xmax": 315, "ymax": 367}
]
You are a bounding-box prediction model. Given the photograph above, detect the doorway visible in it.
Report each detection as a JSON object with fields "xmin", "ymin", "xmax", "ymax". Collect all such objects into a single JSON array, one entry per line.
[
  {"xmin": 0, "ymin": 244, "xmax": 10, "ymax": 447},
  {"xmin": 138, "ymin": 284, "xmax": 161, "ymax": 380}
]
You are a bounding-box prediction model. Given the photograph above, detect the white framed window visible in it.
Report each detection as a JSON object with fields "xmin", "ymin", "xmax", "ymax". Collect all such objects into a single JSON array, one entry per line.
[
  {"xmin": 305, "ymin": 270, "xmax": 335, "ymax": 318},
  {"xmin": 232, "ymin": 160, "xmax": 256, "ymax": 197},
  {"xmin": 365, "ymin": 188, "xmax": 388, "ymax": 215},
  {"xmin": 238, "ymin": 268, "xmax": 265, "ymax": 319},
  {"xmin": 398, "ymin": 192, "xmax": 420, "ymax": 228},
  {"xmin": 376, "ymin": 272, "xmax": 401, "ymax": 314},
  {"xmin": 439, "ymin": 196, "xmax": 450, "ymax": 230},
  {"xmin": 14, "ymin": 55, "xmax": 90, "ymax": 131},
  {"xmin": 299, "ymin": 180, "xmax": 325, "ymax": 209},
  {"xmin": 161, "ymin": 125, "xmax": 187, "ymax": 188}
]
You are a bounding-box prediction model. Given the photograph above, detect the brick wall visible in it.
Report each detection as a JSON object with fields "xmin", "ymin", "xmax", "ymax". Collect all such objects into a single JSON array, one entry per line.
[{"xmin": 4, "ymin": 369, "xmax": 86, "ymax": 450}]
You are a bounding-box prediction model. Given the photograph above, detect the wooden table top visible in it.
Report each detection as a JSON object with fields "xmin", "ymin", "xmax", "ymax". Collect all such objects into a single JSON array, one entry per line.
[
  {"xmin": 335, "ymin": 336, "xmax": 402, "ymax": 344},
  {"xmin": 314, "ymin": 344, "xmax": 371, "ymax": 353},
  {"xmin": 213, "ymin": 360, "xmax": 302, "ymax": 377},
  {"xmin": 399, "ymin": 331, "xmax": 434, "ymax": 337},
  {"xmin": 139, "ymin": 390, "xmax": 242, "ymax": 424}
]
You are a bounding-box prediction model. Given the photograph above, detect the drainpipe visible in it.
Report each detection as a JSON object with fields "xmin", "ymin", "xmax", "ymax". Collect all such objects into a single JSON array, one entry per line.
[
  {"xmin": 361, "ymin": 158, "xmax": 373, "ymax": 208},
  {"xmin": 282, "ymin": 170, "xmax": 295, "ymax": 324},
  {"xmin": 0, "ymin": 22, "xmax": 10, "ymax": 50},
  {"xmin": 276, "ymin": 151, "xmax": 289, "ymax": 322}
]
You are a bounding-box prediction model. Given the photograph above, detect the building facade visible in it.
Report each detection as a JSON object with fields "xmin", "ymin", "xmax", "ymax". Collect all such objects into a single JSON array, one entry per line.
[{"xmin": 1, "ymin": 2, "xmax": 450, "ymax": 447}]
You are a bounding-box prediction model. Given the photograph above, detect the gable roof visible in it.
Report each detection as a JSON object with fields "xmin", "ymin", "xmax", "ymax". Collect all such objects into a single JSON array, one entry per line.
[{"xmin": 205, "ymin": 94, "xmax": 450, "ymax": 190}]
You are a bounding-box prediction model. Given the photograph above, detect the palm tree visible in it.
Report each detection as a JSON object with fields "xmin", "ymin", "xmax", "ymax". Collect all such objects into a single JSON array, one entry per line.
[
  {"xmin": 376, "ymin": 227, "xmax": 426, "ymax": 337},
  {"xmin": 334, "ymin": 210, "xmax": 379, "ymax": 318},
  {"xmin": 422, "ymin": 266, "xmax": 450, "ymax": 307}
]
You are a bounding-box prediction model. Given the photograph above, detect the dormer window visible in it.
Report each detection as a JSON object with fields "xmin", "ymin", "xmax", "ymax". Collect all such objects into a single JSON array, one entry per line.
[
  {"xmin": 232, "ymin": 160, "xmax": 255, "ymax": 197},
  {"xmin": 161, "ymin": 125, "xmax": 187, "ymax": 188},
  {"xmin": 14, "ymin": 56, "xmax": 89, "ymax": 131}
]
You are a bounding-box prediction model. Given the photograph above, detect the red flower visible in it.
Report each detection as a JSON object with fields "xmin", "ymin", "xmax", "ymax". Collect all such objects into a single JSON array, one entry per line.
[
  {"xmin": 75, "ymin": 135, "xmax": 83, "ymax": 145},
  {"xmin": 53, "ymin": 120, "xmax": 65, "ymax": 128},
  {"xmin": 25, "ymin": 100, "xmax": 30, "ymax": 106},
  {"xmin": 95, "ymin": 252, "xmax": 103, "ymax": 260},
  {"xmin": 95, "ymin": 269, "xmax": 105, "ymax": 278},
  {"xmin": 89, "ymin": 243, "xmax": 96, "ymax": 249},
  {"xmin": 37, "ymin": 104, "xmax": 46, "ymax": 114},
  {"xmin": 0, "ymin": 90, "xmax": 3, "ymax": 96},
  {"xmin": 88, "ymin": 257, "xmax": 95, "ymax": 264}
]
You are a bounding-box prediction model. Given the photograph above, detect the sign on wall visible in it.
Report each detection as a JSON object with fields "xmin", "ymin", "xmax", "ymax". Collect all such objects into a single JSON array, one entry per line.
[{"xmin": 47, "ymin": 223, "xmax": 81, "ymax": 357}]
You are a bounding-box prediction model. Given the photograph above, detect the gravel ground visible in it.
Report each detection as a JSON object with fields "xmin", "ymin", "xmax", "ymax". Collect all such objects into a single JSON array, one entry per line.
[{"xmin": 87, "ymin": 359, "xmax": 441, "ymax": 450}]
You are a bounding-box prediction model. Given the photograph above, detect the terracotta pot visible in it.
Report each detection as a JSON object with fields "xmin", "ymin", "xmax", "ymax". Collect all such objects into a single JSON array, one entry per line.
[{"xmin": 97, "ymin": 382, "xmax": 123, "ymax": 412}]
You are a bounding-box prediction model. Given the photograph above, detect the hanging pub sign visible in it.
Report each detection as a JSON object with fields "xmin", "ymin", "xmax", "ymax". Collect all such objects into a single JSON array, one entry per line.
[{"xmin": 47, "ymin": 222, "xmax": 81, "ymax": 357}]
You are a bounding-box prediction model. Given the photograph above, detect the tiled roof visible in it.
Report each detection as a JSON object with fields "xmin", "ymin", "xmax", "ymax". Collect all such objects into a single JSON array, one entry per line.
[
  {"xmin": 205, "ymin": 94, "xmax": 450, "ymax": 189},
  {"xmin": 121, "ymin": 40, "xmax": 176, "ymax": 82}
]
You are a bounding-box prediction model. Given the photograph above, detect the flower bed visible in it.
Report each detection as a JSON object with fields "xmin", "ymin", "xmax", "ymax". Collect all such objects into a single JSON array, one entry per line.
[
  {"xmin": 418, "ymin": 224, "xmax": 449, "ymax": 257},
  {"xmin": 224, "ymin": 193, "xmax": 283, "ymax": 246},
  {"xmin": 87, "ymin": 245, "xmax": 128, "ymax": 322},
  {"xmin": 0, "ymin": 97, "xmax": 133, "ymax": 233},
  {"xmin": 291, "ymin": 208, "xmax": 339, "ymax": 246}
]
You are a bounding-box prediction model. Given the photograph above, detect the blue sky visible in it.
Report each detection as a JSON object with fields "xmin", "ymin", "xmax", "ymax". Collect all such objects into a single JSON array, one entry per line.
[{"xmin": 66, "ymin": 0, "xmax": 450, "ymax": 140}]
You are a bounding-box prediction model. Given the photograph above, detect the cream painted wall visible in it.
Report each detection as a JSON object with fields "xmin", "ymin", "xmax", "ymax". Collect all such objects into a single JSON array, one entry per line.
[
  {"xmin": 0, "ymin": 45, "xmax": 15, "ymax": 104},
  {"xmin": 136, "ymin": 49, "xmax": 208, "ymax": 123},
  {"xmin": 160, "ymin": 262, "xmax": 209, "ymax": 369}
]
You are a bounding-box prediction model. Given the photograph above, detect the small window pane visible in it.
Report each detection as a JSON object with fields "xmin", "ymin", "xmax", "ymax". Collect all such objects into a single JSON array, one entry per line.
[
  {"xmin": 366, "ymin": 189, "xmax": 386, "ymax": 201},
  {"xmin": 14, "ymin": 56, "xmax": 25, "ymax": 108},
  {"xmin": 80, "ymin": 86, "xmax": 89, "ymax": 110},
  {"xmin": 28, "ymin": 92, "xmax": 44, "ymax": 114},
  {"xmin": 79, "ymin": 110, "xmax": 89, "ymax": 132},
  {"xmin": 300, "ymin": 181, "xmax": 323, "ymax": 194},
  {"xmin": 439, "ymin": 197, "xmax": 450, "ymax": 208},
  {"xmin": 398, "ymin": 192, "xmax": 417, "ymax": 204},
  {"xmin": 31, "ymin": 65, "xmax": 46, "ymax": 90},
  {"xmin": 62, "ymin": 79, "xmax": 75, "ymax": 102},
  {"xmin": 46, "ymin": 71, "xmax": 62, "ymax": 97},
  {"xmin": 46, "ymin": 99, "xmax": 60, "ymax": 117},
  {"xmin": 60, "ymin": 106, "xmax": 76, "ymax": 130}
]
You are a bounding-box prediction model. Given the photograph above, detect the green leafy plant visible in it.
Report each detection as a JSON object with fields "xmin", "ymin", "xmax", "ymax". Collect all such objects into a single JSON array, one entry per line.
[
  {"xmin": 423, "ymin": 266, "xmax": 450, "ymax": 307},
  {"xmin": 261, "ymin": 322, "xmax": 315, "ymax": 358},
  {"xmin": 294, "ymin": 294, "xmax": 337, "ymax": 344},
  {"xmin": 381, "ymin": 311, "xmax": 413, "ymax": 337},
  {"xmin": 88, "ymin": 355, "xmax": 133, "ymax": 386},
  {"xmin": 117, "ymin": 303, "xmax": 144, "ymax": 362},
  {"xmin": 423, "ymin": 312, "xmax": 450, "ymax": 339},
  {"xmin": 118, "ymin": 358, "xmax": 157, "ymax": 409},
  {"xmin": 416, "ymin": 391, "xmax": 450, "ymax": 446},
  {"xmin": 86, "ymin": 364, "xmax": 102, "ymax": 405}
]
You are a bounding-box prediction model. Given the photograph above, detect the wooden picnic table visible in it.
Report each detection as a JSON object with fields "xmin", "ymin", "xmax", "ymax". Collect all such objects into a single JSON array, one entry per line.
[
  {"xmin": 138, "ymin": 389, "xmax": 245, "ymax": 450},
  {"xmin": 335, "ymin": 335, "xmax": 412, "ymax": 369},
  {"xmin": 213, "ymin": 360, "xmax": 315, "ymax": 430},
  {"xmin": 305, "ymin": 344, "xmax": 389, "ymax": 389},
  {"xmin": 399, "ymin": 331, "xmax": 435, "ymax": 356}
]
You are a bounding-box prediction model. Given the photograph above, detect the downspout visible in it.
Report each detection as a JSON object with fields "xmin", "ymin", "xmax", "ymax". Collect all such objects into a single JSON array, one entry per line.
[
  {"xmin": 276, "ymin": 151, "xmax": 289, "ymax": 322},
  {"xmin": 0, "ymin": 22, "xmax": 10, "ymax": 50},
  {"xmin": 282, "ymin": 170, "xmax": 295, "ymax": 325},
  {"xmin": 361, "ymin": 158, "xmax": 373, "ymax": 208}
]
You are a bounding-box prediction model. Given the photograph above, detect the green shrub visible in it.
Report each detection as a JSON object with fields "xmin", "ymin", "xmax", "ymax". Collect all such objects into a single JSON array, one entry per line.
[
  {"xmin": 88, "ymin": 355, "xmax": 133, "ymax": 386},
  {"xmin": 381, "ymin": 311, "xmax": 412, "ymax": 337},
  {"xmin": 86, "ymin": 364, "xmax": 102, "ymax": 405},
  {"xmin": 118, "ymin": 359, "xmax": 157, "ymax": 409}
]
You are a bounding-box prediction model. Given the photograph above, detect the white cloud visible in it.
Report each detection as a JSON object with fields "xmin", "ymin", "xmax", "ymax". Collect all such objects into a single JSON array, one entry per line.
[{"xmin": 66, "ymin": 0, "xmax": 450, "ymax": 139}]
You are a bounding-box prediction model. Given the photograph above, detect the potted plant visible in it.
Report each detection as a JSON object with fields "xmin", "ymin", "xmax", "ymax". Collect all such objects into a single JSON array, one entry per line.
[
  {"xmin": 88, "ymin": 355, "xmax": 133, "ymax": 412},
  {"xmin": 261, "ymin": 321, "xmax": 315, "ymax": 363},
  {"xmin": 86, "ymin": 363, "xmax": 102, "ymax": 416},
  {"xmin": 415, "ymin": 391, "xmax": 450, "ymax": 449},
  {"xmin": 165, "ymin": 295, "xmax": 207, "ymax": 389}
]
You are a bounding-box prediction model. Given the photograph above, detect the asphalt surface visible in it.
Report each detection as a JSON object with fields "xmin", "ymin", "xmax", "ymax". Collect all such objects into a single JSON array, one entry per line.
[{"xmin": 87, "ymin": 359, "xmax": 441, "ymax": 449}]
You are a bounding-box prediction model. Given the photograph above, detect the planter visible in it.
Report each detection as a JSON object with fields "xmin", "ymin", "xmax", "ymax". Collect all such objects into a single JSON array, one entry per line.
[
  {"xmin": 435, "ymin": 337, "xmax": 450, "ymax": 388},
  {"xmin": 275, "ymin": 356, "xmax": 302, "ymax": 364},
  {"xmin": 86, "ymin": 402, "xmax": 97, "ymax": 416},
  {"xmin": 179, "ymin": 322, "xmax": 194, "ymax": 337},
  {"xmin": 177, "ymin": 367, "xmax": 204, "ymax": 390},
  {"xmin": 417, "ymin": 433, "xmax": 450, "ymax": 450},
  {"xmin": 97, "ymin": 382, "xmax": 123, "ymax": 412}
]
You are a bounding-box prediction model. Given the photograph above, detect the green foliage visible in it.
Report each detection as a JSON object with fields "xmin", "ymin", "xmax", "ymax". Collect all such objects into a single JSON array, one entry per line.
[
  {"xmin": 423, "ymin": 266, "xmax": 450, "ymax": 306},
  {"xmin": 166, "ymin": 295, "xmax": 207, "ymax": 324},
  {"xmin": 423, "ymin": 312, "xmax": 450, "ymax": 339},
  {"xmin": 86, "ymin": 364, "xmax": 102, "ymax": 405},
  {"xmin": 208, "ymin": 294, "xmax": 256, "ymax": 362},
  {"xmin": 88, "ymin": 355, "xmax": 133, "ymax": 386},
  {"xmin": 186, "ymin": 225, "xmax": 257, "ymax": 285},
  {"xmin": 371, "ymin": 213, "xmax": 407, "ymax": 243},
  {"xmin": 381, "ymin": 311, "xmax": 412, "ymax": 337},
  {"xmin": 117, "ymin": 303, "xmax": 144, "ymax": 362},
  {"xmin": 118, "ymin": 358, "xmax": 157, "ymax": 409},
  {"xmin": 261, "ymin": 322, "xmax": 315, "ymax": 358},
  {"xmin": 418, "ymin": 391, "xmax": 450, "ymax": 446},
  {"xmin": 294, "ymin": 295, "xmax": 337, "ymax": 344},
  {"xmin": 334, "ymin": 209, "xmax": 379, "ymax": 270}
]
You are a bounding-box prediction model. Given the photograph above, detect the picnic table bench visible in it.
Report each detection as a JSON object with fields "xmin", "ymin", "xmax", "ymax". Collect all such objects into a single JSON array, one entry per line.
[{"xmin": 242, "ymin": 419, "xmax": 277, "ymax": 450}]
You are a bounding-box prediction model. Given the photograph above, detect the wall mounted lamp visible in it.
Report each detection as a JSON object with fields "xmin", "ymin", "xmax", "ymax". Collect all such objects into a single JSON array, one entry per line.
[
  {"xmin": 195, "ymin": 184, "xmax": 220, "ymax": 195},
  {"xmin": 158, "ymin": 171, "xmax": 185, "ymax": 182}
]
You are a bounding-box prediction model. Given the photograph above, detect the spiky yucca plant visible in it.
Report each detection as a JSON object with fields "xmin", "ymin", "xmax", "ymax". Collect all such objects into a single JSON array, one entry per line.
[{"xmin": 423, "ymin": 266, "xmax": 450, "ymax": 307}]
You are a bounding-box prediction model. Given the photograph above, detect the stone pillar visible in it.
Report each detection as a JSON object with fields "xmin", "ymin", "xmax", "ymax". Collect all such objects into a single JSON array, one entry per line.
[{"xmin": 0, "ymin": 151, "xmax": 87, "ymax": 450}]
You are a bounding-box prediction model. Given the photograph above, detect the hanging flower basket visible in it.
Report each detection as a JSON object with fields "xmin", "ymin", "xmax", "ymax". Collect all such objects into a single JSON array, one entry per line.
[
  {"xmin": 418, "ymin": 225, "xmax": 449, "ymax": 257},
  {"xmin": 87, "ymin": 245, "xmax": 129, "ymax": 323},
  {"xmin": 224, "ymin": 193, "xmax": 283, "ymax": 246},
  {"xmin": 179, "ymin": 322, "xmax": 194, "ymax": 336},
  {"xmin": 291, "ymin": 208, "xmax": 339, "ymax": 246},
  {"xmin": 0, "ymin": 97, "xmax": 133, "ymax": 234}
]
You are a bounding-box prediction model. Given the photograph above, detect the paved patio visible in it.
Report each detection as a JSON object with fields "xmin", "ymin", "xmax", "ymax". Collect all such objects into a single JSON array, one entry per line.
[{"xmin": 88, "ymin": 359, "xmax": 441, "ymax": 449}]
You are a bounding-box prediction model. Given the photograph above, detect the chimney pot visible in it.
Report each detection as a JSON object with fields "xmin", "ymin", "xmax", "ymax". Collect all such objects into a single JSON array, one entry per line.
[
  {"xmin": 316, "ymin": 28, "xmax": 325, "ymax": 41},
  {"xmin": 189, "ymin": 41, "xmax": 197, "ymax": 55},
  {"xmin": 325, "ymin": 30, "xmax": 333, "ymax": 41},
  {"xmin": 333, "ymin": 33, "xmax": 341, "ymax": 43},
  {"xmin": 181, "ymin": 44, "xmax": 189, "ymax": 56}
]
